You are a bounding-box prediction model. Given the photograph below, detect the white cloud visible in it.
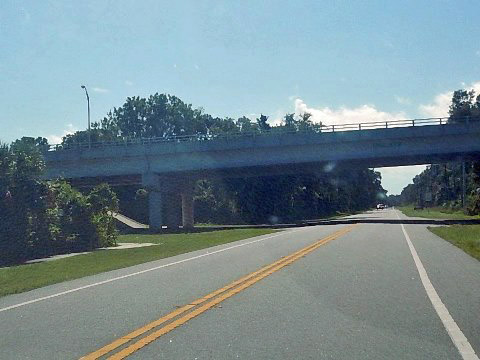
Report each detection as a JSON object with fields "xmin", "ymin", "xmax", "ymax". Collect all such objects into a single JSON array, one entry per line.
[
  {"xmin": 394, "ymin": 95, "xmax": 411, "ymax": 105},
  {"xmin": 418, "ymin": 81, "xmax": 480, "ymax": 118},
  {"xmin": 418, "ymin": 91, "xmax": 452, "ymax": 118},
  {"xmin": 293, "ymin": 99, "xmax": 406, "ymax": 126},
  {"xmin": 45, "ymin": 124, "xmax": 77, "ymax": 144},
  {"xmin": 125, "ymin": 80, "xmax": 133, "ymax": 86},
  {"xmin": 194, "ymin": 64, "xmax": 200, "ymax": 70},
  {"xmin": 173, "ymin": 64, "xmax": 177, "ymax": 68},
  {"xmin": 476, "ymin": 50, "xmax": 480, "ymax": 57},
  {"xmin": 92, "ymin": 87, "xmax": 109, "ymax": 93}
]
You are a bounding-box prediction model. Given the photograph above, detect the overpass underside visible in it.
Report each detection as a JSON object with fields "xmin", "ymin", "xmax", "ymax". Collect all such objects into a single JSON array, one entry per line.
[{"xmin": 44, "ymin": 122, "xmax": 480, "ymax": 231}]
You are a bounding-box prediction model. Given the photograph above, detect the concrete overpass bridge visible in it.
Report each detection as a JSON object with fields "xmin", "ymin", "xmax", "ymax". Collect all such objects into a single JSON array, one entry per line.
[{"xmin": 43, "ymin": 117, "xmax": 480, "ymax": 230}]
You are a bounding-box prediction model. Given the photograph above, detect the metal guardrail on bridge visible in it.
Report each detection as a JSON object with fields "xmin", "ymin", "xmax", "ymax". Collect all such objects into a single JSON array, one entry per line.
[{"xmin": 45, "ymin": 116, "xmax": 478, "ymax": 152}]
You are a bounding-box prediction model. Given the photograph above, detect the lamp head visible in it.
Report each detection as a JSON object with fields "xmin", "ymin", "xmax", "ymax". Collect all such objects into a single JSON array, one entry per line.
[{"xmin": 81, "ymin": 85, "xmax": 85, "ymax": 89}]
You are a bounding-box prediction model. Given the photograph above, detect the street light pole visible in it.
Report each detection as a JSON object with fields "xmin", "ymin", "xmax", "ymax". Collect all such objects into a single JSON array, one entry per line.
[{"xmin": 80, "ymin": 85, "xmax": 91, "ymax": 149}]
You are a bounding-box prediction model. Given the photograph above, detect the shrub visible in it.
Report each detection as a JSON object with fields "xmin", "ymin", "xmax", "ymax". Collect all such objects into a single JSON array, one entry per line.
[
  {"xmin": 0, "ymin": 164, "xmax": 120, "ymax": 265},
  {"xmin": 88, "ymin": 184, "xmax": 119, "ymax": 247}
]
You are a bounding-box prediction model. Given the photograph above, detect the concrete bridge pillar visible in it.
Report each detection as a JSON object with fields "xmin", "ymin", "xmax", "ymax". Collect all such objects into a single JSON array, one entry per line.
[
  {"xmin": 143, "ymin": 173, "xmax": 196, "ymax": 231},
  {"xmin": 148, "ymin": 190, "xmax": 163, "ymax": 231},
  {"xmin": 181, "ymin": 180, "xmax": 195, "ymax": 229},
  {"xmin": 142, "ymin": 173, "xmax": 163, "ymax": 231}
]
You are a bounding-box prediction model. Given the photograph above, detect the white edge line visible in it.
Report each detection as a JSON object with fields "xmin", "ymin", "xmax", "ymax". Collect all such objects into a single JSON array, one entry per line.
[
  {"xmin": 0, "ymin": 227, "xmax": 309, "ymax": 313},
  {"xmin": 396, "ymin": 211, "xmax": 479, "ymax": 360}
]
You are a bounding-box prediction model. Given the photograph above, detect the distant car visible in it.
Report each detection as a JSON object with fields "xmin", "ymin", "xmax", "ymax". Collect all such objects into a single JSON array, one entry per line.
[{"xmin": 376, "ymin": 203, "xmax": 385, "ymax": 210}]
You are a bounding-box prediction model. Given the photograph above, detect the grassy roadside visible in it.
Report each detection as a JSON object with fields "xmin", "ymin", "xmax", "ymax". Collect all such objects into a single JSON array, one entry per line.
[
  {"xmin": 429, "ymin": 225, "xmax": 480, "ymax": 261},
  {"xmin": 0, "ymin": 229, "xmax": 276, "ymax": 298},
  {"xmin": 398, "ymin": 207, "xmax": 479, "ymax": 261},
  {"xmin": 397, "ymin": 205, "xmax": 478, "ymax": 220}
]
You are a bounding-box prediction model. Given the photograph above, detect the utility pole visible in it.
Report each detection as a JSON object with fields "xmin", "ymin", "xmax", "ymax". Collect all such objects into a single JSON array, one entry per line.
[{"xmin": 80, "ymin": 85, "xmax": 91, "ymax": 149}]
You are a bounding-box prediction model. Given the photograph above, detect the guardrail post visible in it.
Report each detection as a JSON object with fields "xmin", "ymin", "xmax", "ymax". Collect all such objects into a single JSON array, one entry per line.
[
  {"xmin": 385, "ymin": 122, "xmax": 388, "ymax": 128},
  {"xmin": 412, "ymin": 120, "xmax": 415, "ymax": 126},
  {"xmin": 332, "ymin": 125, "xmax": 335, "ymax": 132},
  {"xmin": 439, "ymin": 118, "xmax": 442, "ymax": 125},
  {"xmin": 358, "ymin": 124, "xmax": 361, "ymax": 130}
]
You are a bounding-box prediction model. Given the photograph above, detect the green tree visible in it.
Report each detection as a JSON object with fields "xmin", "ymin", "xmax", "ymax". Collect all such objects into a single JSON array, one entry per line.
[
  {"xmin": 236, "ymin": 116, "xmax": 259, "ymax": 133},
  {"xmin": 88, "ymin": 184, "xmax": 119, "ymax": 247},
  {"xmin": 297, "ymin": 112, "xmax": 315, "ymax": 130},
  {"xmin": 1, "ymin": 138, "xmax": 48, "ymax": 263},
  {"xmin": 449, "ymin": 89, "xmax": 476, "ymax": 122},
  {"xmin": 283, "ymin": 113, "xmax": 297, "ymax": 130},
  {"xmin": 256, "ymin": 114, "xmax": 271, "ymax": 132}
]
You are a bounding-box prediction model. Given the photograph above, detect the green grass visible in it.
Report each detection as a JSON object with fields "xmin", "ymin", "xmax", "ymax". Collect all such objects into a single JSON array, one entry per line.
[
  {"xmin": 429, "ymin": 225, "xmax": 480, "ymax": 261},
  {"xmin": 194, "ymin": 223, "xmax": 230, "ymax": 227},
  {"xmin": 398, "ymin": 205, "xmax": 478, "ymax": 220},
  {"xmin": 0, "ymin": 229, "xmax": 276, "ymax": 298},
  {"xmin": 399, "ymin": 206, "xmax": 480, "ymax": 261}
]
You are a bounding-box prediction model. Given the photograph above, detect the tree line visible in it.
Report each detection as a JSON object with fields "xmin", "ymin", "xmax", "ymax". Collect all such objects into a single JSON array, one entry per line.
[
  {"xmin": 61, "ymin": 93, "xmax": 317, "ymax": 147},
  {"xmin": 192, "ymin": 169, "xmax": 385, "ymax": 224}
]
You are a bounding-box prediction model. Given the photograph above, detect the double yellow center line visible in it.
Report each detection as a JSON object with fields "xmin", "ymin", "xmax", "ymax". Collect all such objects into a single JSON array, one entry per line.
[{"xmin": 81, "ymin": 224, "xmax": 356, "ymax": 360}]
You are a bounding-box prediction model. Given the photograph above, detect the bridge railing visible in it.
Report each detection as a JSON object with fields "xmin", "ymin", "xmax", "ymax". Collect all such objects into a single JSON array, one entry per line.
[
  {"xmin": 319, "ymin": 117, "xmax": 448, "ymax": 132},
  {"xmin": 45, "ymin": 116, "xmax": 478, "ymax": 152}
]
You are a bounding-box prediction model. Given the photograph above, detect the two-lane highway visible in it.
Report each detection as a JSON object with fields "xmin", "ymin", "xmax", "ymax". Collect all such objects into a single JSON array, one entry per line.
[{"xmin": 1, "ymin": 209, "xmax": 478, "ymax": 359}]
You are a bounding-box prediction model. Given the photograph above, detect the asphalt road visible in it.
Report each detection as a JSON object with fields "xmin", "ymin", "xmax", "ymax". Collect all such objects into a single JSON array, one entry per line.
[{"xmin": 1, "ymin": 209, "xmax": 479, "ymax": 359}]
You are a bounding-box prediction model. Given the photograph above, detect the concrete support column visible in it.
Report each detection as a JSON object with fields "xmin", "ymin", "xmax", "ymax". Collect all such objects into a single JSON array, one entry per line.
[
  {"xmin": 181, "ymin": 181, "xmax": 195, "ymax": 229},
  {"xmin": 148, "ymin": 190, "xmax": 163, "ymax": 231},
  {"xmin": 143, "ymin": 173, "xmax": 196, "ymax": 231},
  {"xmin": 143, "ymin": 173, "xmax": 163, "ymax": 232}
]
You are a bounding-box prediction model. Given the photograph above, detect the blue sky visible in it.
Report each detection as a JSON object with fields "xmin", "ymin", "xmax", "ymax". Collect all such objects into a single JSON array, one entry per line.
[{"xmin": 1, "ymin": 0, "xmax": 479, "ymax": 194}]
